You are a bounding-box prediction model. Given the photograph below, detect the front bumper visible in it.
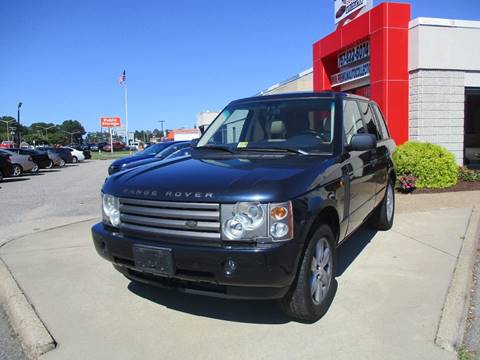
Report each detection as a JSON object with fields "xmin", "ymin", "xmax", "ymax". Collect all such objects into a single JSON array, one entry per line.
[{"xmin": 92, "ymin": 223, "xmax": 301, "ymax": 299}]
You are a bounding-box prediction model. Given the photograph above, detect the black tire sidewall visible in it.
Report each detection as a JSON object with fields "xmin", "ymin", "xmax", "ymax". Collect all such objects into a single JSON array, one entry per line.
[{"xmin": 282, "ymin": 224, "xmax": 337, "ymax": 322}]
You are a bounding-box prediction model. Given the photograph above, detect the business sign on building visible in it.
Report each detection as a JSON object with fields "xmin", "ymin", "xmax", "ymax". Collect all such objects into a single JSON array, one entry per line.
[
  {"xmin": 331, "ymin": 62, "xmax": 370, "ymax": 87},
  {"xmin": 100, "ymin": 117, "xmax": 121, "ymax": 127},
  {"xmin": 331, "ymin": 41, "xmax": 370, "ymax": 87},
  {"xmin": 338, "ymin": 41, "xmax": 370, "ymax": 68},
  {"xmin": 334, "ymin": 0, "xmax": 372, "ymax": 25}
]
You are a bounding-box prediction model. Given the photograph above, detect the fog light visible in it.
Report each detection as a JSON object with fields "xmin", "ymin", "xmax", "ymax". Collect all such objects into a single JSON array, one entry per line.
[
  {"xmin": 270, "ymin": 222, "xmax": 289, "ymax": 238},
  {"xmin": 223, "ymin": 259, "xmax": 237, "ymax": 276}
]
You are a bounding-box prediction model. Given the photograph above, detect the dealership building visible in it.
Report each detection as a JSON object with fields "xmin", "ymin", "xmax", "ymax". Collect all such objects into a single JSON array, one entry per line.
[{"xmin": 261, "ymin": 2, "xmax": 480, "ymax": 167}]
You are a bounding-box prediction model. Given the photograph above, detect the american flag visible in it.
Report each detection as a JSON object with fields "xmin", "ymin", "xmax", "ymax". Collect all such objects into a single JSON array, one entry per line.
[{"xmin": 118, "ymin": 70, "xmax": 126, "ymax": 84}]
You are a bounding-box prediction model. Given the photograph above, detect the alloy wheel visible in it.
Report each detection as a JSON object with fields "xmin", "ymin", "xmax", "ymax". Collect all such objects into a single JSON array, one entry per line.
[
  {"xmin": 386, "ymin": 184, "xmax": 394, "ymax": 222},
  {"xmin": 12, "ymin": 165, "xmax": 21, "ymax": 177},
  {"xmin": 310, "ymin": 237, "xmax": 333, "ymax": 305}
]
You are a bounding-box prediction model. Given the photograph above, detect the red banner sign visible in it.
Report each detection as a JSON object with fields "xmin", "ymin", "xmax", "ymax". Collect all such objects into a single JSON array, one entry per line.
[{"xmin": 101, "ymin": 117, "xmax": 121, "ymax": 127}]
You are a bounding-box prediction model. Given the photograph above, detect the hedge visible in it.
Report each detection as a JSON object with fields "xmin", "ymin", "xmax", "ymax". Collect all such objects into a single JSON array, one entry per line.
[{"xmin": 393, "ymin": 141, "xmax": 458, "ymax": 189}]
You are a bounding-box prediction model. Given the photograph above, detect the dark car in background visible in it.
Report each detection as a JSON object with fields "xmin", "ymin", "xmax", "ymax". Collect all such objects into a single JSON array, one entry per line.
[
  {"xmin": 0, "ymin": 153, "xmax": 14, "ymax": 182},
  {"xmin": 118, "ymin": 141, "xmax": 191, "ymax": 173},
  {"xmin": 108, "ymin": 141, "xmax": 178, "ymax": 175},
  {"xmin": 89, "ymin": 142, "xmax": 107, "ymax": 151},
  {"xmin": 92, "ymin": 92, "xmax": 396, "ymax": 322},
  {"xmin": 103, "ymin": 142, "xmax": 126, "ymax": 152},
  {"xmin": 10, "ymin": 148, "xmax": 53, "ymax": 169}
]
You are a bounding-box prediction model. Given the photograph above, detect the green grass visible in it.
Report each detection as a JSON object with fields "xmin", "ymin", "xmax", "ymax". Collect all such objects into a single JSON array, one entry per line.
[
  {"xmin": 458, "ymin": 346, "xmax": 474, "ymax": 360},
  {"xmin": 91, "ymin": 150, "xmax": 133, "ymax": 160}
]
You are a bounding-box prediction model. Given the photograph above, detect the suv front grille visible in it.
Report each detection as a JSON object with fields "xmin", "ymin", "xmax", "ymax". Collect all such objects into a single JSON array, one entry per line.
[{"xmin": 119, "ymin": 197, "xmax": 221, "ymax": 241}]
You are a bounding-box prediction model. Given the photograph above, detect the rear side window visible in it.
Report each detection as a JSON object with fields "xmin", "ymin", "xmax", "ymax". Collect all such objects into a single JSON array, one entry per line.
[
  {"xmin": 358, "ymin": 101, "xmax": 381, "ymax": 140},
  {"xmin": 343, "ymin": 100, "xmax": 365, "ymax": 144},
  {"xmin": 371, "ymin": 104, "xmax": 390, "ymax": 139}
]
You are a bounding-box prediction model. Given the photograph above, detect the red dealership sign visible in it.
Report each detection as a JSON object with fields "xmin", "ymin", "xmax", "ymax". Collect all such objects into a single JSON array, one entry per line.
[{"xmin": 101, "ymin": 117, "xmax": 121, "ymax": 127}]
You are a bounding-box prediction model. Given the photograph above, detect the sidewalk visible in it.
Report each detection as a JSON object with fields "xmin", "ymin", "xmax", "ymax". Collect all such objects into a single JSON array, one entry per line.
[{"xmin": 0, "ymin": 192, "xmax": 478, "ymax": 359}]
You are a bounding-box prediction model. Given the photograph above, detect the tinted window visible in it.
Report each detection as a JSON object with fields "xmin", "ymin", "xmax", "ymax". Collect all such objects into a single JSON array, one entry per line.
[
  {"xmin": 371, "ymin": 104, "xmax": 390, "ymax": 139},
  {"xmin": 359, "ymin": 101, "xmax": 380, "ymax": 140},
  {"xmin": 343, "ymin": 100, "xmax": 365, "ymax": 144}
]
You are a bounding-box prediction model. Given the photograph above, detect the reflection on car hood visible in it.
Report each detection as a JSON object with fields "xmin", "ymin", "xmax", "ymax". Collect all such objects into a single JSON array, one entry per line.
[
  {"xmin": 103, "ymin": 155, "xmax": 338, "ymax": 203},
  {"xmin": 110, "ymin": 154, "xmax": 154, "ymax": 167}
]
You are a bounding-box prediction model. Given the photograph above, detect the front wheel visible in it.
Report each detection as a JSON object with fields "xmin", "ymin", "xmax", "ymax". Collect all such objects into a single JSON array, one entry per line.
[
  {"xmin": 59, "ymin": 159, "xmax": 66, "ymax": 167},
  {"xmin": 45, "ymin": 160, "xmax": 53, "ymax": 169},
  {"xmin": 31, "ymin": 163, "xmax": 39, "ymax": 173},
  {"xmin": 279, "ymin": 225, "xmax": 336, "ymax": 322},
  {"xmin": 370, "ymin": 180, "xmax": 395, "ymax": 231},
  {"xmin": 72, "ymin": 156, "xmax": 78, "ymax": 164},
  {"xmin": 12, "ymin": 164, "xmax": 22, "ymax": 177}
]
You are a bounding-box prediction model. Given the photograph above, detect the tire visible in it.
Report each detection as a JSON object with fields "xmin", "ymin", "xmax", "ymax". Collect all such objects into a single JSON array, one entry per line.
[
  {"xmin": 59, "ymin": 159, "xmax": 66, "ymax": 167},
  {"xmin": 279, "ymin": 224, "xmax": 337, "ymax": 322},
  {"xmin": 12, "ymin": 164, "xmax": 22, "ymax": 177},
  {"xmin": 45, "ymin": 160, "xmax": 53, "ymax": 169},
  {"xmin": 72, "ymin": 156, "xmax": 78, "ymax": 164},
  {"xmin": 0, "ymin": 171, "xmax": 3, "ymax": 183},
  {"xmin": 31, "ymin": 163, "xmax": 39, "ymax": 173},
  {"xmin": 369, "ymin": 180, "xmax": 395, "ymax": 231}
]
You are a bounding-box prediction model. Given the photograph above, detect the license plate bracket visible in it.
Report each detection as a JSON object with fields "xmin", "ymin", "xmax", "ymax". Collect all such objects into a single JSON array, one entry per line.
[{"xmin": 132, "ymin": 245, "xmax": 175, "ymax": 276}]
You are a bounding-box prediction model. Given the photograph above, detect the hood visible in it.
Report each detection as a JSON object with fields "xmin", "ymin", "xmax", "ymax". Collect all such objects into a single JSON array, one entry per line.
[
  {"xmin": 110, "ymin": 154, "xmax": 154, "ymax": 167},
  {"xmin": 123, "ymin": 156, "xmax": 161, "ymax": 170},
  {"xmin": 103, "ymin": 154, "xmax": 338, "ymax": 203}
]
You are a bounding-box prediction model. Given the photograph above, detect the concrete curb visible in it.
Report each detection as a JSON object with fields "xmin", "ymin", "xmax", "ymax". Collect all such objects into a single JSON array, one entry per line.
[
  {"xmin": 435, "ymin": 206, "xmax": 480, "ymax": 352},
  {"xmin": 0, "ymin": 258, "xmax": 56, "ymax": 359}
]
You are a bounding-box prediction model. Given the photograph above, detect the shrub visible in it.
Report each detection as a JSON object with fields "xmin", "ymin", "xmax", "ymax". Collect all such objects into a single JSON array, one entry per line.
[
  {"xmin": 393, "ymin": 141, "xmax": 458, "ymax": 189},
  {"xmin": 458, "ymin": 167, "xmax": 480, "ymax": 182}
]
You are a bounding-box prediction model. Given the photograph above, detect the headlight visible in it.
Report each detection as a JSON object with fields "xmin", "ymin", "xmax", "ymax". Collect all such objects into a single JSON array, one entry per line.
[
  {"xmin": 102, "ymin": 193, "xmax": 120, "ymax": 227},
  {"xmin": 221, "ymin": 201, "xmax": 293, "ymax": 242}
]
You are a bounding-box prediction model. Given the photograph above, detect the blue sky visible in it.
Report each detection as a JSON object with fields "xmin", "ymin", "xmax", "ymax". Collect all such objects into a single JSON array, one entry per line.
[{"xmin": 0, "ymin": 0, "xmax": 478, "ymax": 133}]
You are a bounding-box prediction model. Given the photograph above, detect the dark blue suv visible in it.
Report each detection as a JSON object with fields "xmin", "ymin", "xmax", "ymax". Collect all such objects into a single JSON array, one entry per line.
[{"xmin": 92, "ymin": 92, "xmax": 396, "ymax": 322}]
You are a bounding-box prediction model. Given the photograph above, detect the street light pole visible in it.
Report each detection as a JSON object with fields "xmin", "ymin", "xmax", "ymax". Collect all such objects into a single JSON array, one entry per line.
[
  {"xmin": 17, "ymin": 102, "xmax": 23, "ymax": 146},
  {"xmin": 0, "ymin": 119, "xmax": 15, "ymax": 142},
  {"xmin": 62, "ymin": 130, "xmax": 81, "ymax": 144}
]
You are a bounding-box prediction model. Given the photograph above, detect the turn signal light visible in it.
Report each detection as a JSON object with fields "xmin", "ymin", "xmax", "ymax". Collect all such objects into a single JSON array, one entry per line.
[{"xmin": 271, "ymin": 206, "xmax": 288, "ymax": 220}]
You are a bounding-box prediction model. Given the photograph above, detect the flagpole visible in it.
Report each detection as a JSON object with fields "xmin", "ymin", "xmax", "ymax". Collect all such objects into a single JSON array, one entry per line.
[{"xmin": 124, "ymin": 82, "xmax": 129, "ymax": 146}]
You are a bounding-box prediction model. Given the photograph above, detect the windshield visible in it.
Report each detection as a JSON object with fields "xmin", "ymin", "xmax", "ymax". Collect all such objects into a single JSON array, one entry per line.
[
  {"xmin": 197, "ymin": 99, "xmax": 335, "ymax": 154},
  {"xmin": 136, "ymin": 142, "xmax": 171, "ymax": 156}
]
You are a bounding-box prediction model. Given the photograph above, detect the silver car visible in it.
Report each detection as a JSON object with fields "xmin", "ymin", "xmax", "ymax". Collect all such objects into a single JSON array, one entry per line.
[
  {"xmin": 0, "ymin": 149, "xmax": 36, "ymax": 176},
  {"xmin": 45, "ymin": 150, "xmax": 65, "ymax": 167}
]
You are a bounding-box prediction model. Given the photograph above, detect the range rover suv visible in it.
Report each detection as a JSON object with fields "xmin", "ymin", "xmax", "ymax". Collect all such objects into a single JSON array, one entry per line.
[{"xmin": 92, "ymin": 92, "xmax": 396, "ymax": 322}]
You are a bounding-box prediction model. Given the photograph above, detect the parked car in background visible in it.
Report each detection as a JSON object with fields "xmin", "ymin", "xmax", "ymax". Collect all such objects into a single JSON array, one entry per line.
[
  {"xmin": 39, "ymin": 147, "xmax": 74, "ymax": 164},
  {"xmin": 118, "ymin": 142, "xmax": 191, "ymax": 173},
  {"xmin": 88, "ymin": 142, "xmax": 107, "ymax": 151},
  {"xmin": 9, "ymin": 148, "xmax": 52, "ymax": 169},
  {"xmin": 62, "ymin": 147, "xmax": 85, "ymax": 163},
  {"xmin": 0, "ymin": 153, "xmax": 14, "ymax": 182},
  {"xmin": 0, "ymin": 149, "xmax": 36, "ymax": 176},
  {"xmin": 0, "ymin": 141, "xmax": 15, "ymax": 149},
  {"xmin": 103, "ymin": 142, "xmax": 126, "ymax": 152},
  {"xmin": 107, "ymin": 141, "xmax": 181, "ymax": 175},
  {"xmin": 44, "ymin": 149, "xmax": 65, "ymax": 167}
]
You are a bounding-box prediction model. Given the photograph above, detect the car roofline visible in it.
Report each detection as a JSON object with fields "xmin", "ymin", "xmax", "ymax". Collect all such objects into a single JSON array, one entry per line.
[{"xmin": 229, "ymin": 91, "xmax": 369, "ymax": 105}]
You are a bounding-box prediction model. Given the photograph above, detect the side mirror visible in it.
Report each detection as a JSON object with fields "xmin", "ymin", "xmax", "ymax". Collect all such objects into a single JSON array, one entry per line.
[
  {"xmin": 190, "ymin": 138, "xmax": 199, "ymax": 148},
  {"xmin": 348, "ymin": 133, "xmax": 377, "ymax": 151}
]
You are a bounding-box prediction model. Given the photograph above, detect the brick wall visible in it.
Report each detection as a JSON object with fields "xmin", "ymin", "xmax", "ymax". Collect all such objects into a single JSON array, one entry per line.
[{"xmin": 409, "ymin": 70, "xmax": 465, "ymax": 164}]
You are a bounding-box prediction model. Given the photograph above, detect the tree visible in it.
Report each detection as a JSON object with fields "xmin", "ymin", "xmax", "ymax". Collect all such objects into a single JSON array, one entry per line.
[{"xmin": 59, "ymin": 120, "xmax": 86, "ymax": 144}]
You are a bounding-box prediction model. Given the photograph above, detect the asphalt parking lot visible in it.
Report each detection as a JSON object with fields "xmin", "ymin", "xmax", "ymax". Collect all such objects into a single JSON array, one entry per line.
[{"xmin": 0, "ymin": 160, "xmax": 479, "ymax": 360}]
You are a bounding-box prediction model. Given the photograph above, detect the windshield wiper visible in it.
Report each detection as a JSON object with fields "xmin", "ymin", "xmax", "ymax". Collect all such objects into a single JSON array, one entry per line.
[
  {"xmin": 237, "ymin": 147, "xmax": 308, "ymax": 155},
  {"xmin": 195, "ymin": 145, "xmax": 236, "ymax": 154}
]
